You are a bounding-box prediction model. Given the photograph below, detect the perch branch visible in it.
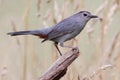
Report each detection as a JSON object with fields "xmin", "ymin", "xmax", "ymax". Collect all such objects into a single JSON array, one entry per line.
[{"xmin": 39, "ymin": 48, "xmax": 80, "ymax": 80}]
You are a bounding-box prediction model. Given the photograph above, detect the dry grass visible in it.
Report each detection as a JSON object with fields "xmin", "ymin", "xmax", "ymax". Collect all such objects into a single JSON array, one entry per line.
[{"xmin": 0, "ymin": 0, "xmax": 120, "ymax": 80}]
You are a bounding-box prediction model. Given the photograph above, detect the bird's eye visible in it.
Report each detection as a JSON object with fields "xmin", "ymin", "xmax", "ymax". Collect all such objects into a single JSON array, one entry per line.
[{"xmin": 83, "ymin": 13, "xmax": 87, "ymax": 16}]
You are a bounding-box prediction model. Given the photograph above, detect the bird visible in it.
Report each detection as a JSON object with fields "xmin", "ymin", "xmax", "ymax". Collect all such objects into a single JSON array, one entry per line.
[{"xmin": 7, "ymin": 11, "xmax": 98, "ymax": 56}]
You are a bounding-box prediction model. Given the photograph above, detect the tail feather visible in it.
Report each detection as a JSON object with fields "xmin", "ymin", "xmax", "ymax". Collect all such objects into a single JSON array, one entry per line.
[
  {"xmin": 7, "ymin": 27, "xmax": 53, "ymax": 39},
  {"xmin": 7, "ymin": 31, "xmax": 31, "ymax": 36},
  {"xmin": 7, "ymin": 30, "xmax": 48, "ymax": 39}
]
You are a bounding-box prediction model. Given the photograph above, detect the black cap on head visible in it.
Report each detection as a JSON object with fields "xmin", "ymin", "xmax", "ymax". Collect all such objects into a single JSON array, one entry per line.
[{"xmin": 78, "ymin": 11, "xmax": 98, "ymax": 18}]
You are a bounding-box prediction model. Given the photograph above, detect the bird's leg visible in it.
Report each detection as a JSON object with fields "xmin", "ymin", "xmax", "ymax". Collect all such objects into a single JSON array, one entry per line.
[{"xmin": 54, "ymin": 42, "xmax": 62, "ymax": 56}]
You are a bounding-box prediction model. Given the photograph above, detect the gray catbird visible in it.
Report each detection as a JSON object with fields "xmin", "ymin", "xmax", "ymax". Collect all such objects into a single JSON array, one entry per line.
[{"xmin": 7, "ymin": 11, "xmax": 98, "ymax": 56}]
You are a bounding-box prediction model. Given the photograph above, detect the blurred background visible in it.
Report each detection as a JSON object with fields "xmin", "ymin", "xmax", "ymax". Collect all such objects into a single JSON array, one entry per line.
[{"xmin": 0, "ymin": 0, "xmax": 120, "ymax": 80}]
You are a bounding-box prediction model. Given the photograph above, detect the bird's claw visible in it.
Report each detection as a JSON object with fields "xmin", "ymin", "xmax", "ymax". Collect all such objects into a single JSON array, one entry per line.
[{"xmin": 72, "ymin": 47, "xmax": 79, "ymax": 52}]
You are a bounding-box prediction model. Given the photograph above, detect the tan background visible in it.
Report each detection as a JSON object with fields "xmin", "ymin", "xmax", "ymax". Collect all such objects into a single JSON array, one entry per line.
[{"xmin": 0, "ymin": 0, "xmax": 120, "ymax": 80}]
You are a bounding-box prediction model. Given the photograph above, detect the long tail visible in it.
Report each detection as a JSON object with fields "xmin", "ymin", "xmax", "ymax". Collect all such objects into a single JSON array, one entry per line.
[
  {"xmin": 7, "ymin": 27, "xmax": 53, "ymax": 39},
  {"xmin": 7, "ymin": 30, "xmax": 48, "ymax": 38},
  {"xmin": 7, "ymin": 31, "xmax": 32, "ymax": 36}
]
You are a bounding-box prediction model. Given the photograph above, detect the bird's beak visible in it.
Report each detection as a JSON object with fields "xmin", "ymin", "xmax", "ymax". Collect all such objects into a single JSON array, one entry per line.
[{"xmin": 89, "ymin": 15, "xmax": 98, "ymax": 18}]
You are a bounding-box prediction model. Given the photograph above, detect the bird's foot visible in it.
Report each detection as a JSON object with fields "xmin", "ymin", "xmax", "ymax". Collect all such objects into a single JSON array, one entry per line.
[{"xmin": 72, "ymin": 47, "xmax": 79, "ymax": 52}]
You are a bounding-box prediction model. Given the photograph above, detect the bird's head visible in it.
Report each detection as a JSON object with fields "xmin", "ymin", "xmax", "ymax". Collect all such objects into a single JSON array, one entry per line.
[{"xmin": 74, "ymin": 11, "xmax": 98, "ymax": 22}]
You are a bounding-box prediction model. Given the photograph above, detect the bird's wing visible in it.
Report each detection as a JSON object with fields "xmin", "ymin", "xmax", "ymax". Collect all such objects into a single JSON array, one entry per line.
[{"xmin": 43, "ymin": 18, "xmax": 79, "ymax": 41}]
